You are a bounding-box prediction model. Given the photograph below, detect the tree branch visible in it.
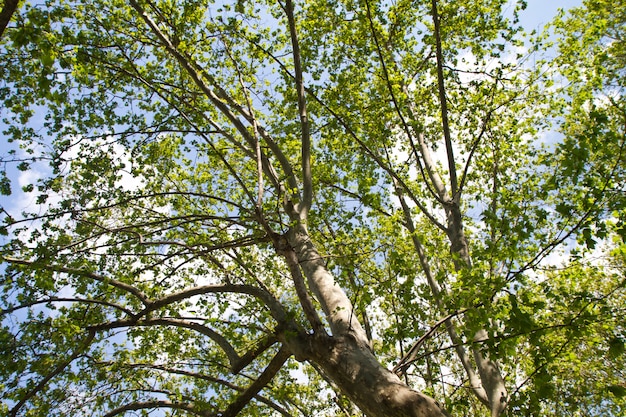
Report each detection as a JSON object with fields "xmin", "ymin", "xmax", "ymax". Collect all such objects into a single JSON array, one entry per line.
[
  {"xmin": 430, "ymin": 0, "xmax": 458, "ymax": 200},
  {"xmin": 2, "ymin": 257, "xmax": 151, "ymax": 306},
  {"xmin": 288, "ymin": 226, "xmax": 368, "ymax": 345},
  {"xmin": 0, "ymin": 296, "xmax": 135, "ymax": 317},
  {"xmin": 145, "ymin": 283, "xmax": 288, "ymax": 324},
  {"xmin": 128, "ymin": 0, "xmax": 298, "ymax": 201},
  {"xmin": 220, "ymin": 346, "xmax": 292, "ymax": 417},
  {"xmin": 393, "ymin": 308, "xmax": 469, "ymax": 376},
  {"xmin": 0, "ymin": 0, "xmax": 21, "ymax": 38},
  {"xmin": 280, "ymin": 243, "xmax": 327, "ymax": 335},
  {"xmin": 365, "ymin": 0, "xmax": 448, "ymax": 206},
  {"xmin": 242, "ymin": 29, "xmax": 448, "ymax": 231},
  {"xmin": 393, "ymin": 181, "xmax": 489, "ymax": 405},
  {"xmin": 8, "ymin": 330, "xmax": 95, "ymax": 417},
  {"xmin": 222, "ymin": 36, "xmax": 265, "ymax": 212},
  {"xmin": 102, "ymin": 400, "xmax": 208, "ymax": 417},
  {"xmin": 126, "ymin": 363, "xmax": 293, "ymax": 416},
  {"xmin": 285, "ymin": 0, "xmax": 312, "ymax": 218},
  {"xmin": 89, "ymin": 317, "xmax": 242, "ymax": 371}
]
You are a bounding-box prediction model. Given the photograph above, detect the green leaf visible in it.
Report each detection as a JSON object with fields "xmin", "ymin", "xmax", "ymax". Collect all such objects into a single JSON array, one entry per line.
[
  {"xmin": 607, "ymin": 385, "xmax": 626, "ymax": 398},
  {"xmin": 0, "ymin": 173, "xmax": 11, "ymax": 196},
  {"xmin": 0, "ymin": 1, "xmax": 624, "ymax": 416},
  {"xmin": 608, "ymin": 337, "xmax": 625, "ymax": 359},
  {"xmin": 41, "ymin": 48, "xmax": 56, "ymax": 68}
]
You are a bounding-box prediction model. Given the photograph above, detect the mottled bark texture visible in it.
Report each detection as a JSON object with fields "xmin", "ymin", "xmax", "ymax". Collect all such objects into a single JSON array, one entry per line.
[
  {"xmin": 281, "ymin": 225, "xmax": 450, "ymax": 417},
  {"xmin": 308, "ymin": 335, "xmax": 450, "ymax": 417}
]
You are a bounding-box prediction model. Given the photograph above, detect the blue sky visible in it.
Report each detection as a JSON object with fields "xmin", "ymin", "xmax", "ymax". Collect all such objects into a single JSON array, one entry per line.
[
  {"xmin": 0, "ymin": 1, "xmax": 596, "ymax": 415},
  {"xmin": 521, "ymin": 0, "xmax": 583, "ymax": 30},
  {"xmin": 0, "ymin": 0, "xmax": 587, "ymax": 216}
]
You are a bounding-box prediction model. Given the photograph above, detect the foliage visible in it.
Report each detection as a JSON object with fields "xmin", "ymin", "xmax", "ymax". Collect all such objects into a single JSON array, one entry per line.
[{"xmin": 0, "ymin": 0, "xmax": 624, "ymax": 416}]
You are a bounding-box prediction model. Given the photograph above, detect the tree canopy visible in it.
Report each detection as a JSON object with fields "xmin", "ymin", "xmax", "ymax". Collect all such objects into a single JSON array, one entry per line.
[{"xmin": 0, "ymin": 0, "xmax": 624, "ymax": 416}]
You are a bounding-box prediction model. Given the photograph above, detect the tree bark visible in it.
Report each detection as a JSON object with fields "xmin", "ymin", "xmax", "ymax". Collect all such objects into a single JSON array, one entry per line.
[
  {"xmin": 283, "ymin": 224, "xmax": 450, "ymax": 417},
  {"xmin": 307, "ymin": 335, "xmax": 450, "ymax": 417},
  {"xmin": 0, "ymin": 0, "xmax": 21, "ymax": 38}
]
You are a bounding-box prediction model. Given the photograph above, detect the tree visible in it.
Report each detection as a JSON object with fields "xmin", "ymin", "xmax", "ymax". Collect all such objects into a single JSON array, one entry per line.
[
  {"xmin": 0, "ymin": 0, "xmax": 624, "ymax": 416},
  {"xmin": 0, "ymin": 0, "xmax": 22, "ymax": 38}
]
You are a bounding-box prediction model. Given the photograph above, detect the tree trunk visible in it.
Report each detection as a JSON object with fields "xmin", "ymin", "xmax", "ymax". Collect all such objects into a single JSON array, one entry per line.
[
  {"xmin": 283, "ymin": 224, "xmax": 450, "ymax": 417},
  {"xmin": 446, "ymin": 204, "xmax": 508, "ymax": 417},
  {"xmin": 308, "ymin": 335, "xmax": 450, "ymax": 417}
]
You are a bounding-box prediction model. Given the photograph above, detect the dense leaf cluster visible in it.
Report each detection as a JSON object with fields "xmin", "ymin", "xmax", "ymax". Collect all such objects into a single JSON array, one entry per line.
[{"xmin": 0, "ymin": 0, "xmax": 624, "ymax": 416}]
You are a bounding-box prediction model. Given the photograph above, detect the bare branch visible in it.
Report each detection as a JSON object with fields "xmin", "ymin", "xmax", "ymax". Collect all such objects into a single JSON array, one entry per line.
[
  {"xmin": 365, "ymin": 0, "xmax": 447, "ymax": 207},
  {"xmin": 393, "ymin": 308, "xmax": 469, "ymax": 375},
  {"xmin": 280, "ymin": 243, "xmax": 327, "ymax": 335},
  {"xmin": 127, "ymin": 0, "xmax": 298, "ymax": 199},
  {"xmin": 288, "ymin": 226, "xmax": 368, "ymax": 345},
  {"xmin": 241, "ymin": 26, "xmax": 448, "ymax": 231},
  {"xmin": 222, "ymin": 37, "xmax": 265, "ymax": 211},
  {"xmin": 430, "ymin": 0, "xmax": 458, "ymax": 200},
  {"xmin": 285, "ymin": 0, "xmax": 312, "ymax": 218},
  {"xmin": 6, "ymin": 191, "xmax": 244, "ymax": 229},
  {"xmin": 393, "ymin": 181, "xmax": 489, "ymax": 405},
  {"xmin": 231, "ymin": 333, "xmax": 279, "ymax": 374},
  {"xmin": 220, "ymin": 346, "xmax": 292, "ymax": 417}
]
